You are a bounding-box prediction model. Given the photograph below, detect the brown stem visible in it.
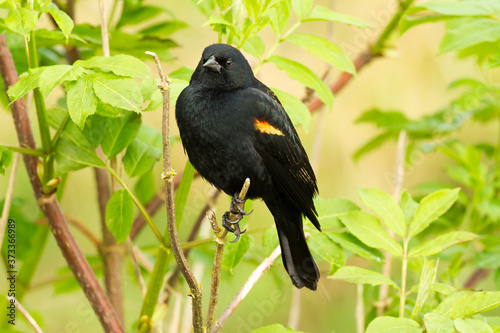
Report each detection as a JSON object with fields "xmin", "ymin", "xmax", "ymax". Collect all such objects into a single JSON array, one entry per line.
[
  {"xmin": 307, "ymin": 51, "xmax": 375, "ymax": 113},
  {"xmin": 95, "ymin": 167, "xmax": 124, "ymax": 324},
  {"xmin": 464, "ymin": 268, "xmax": 490, "ymax": 289},
  {"xmin": 0, "ymin": 33, "xmax": 123, "ymax": 332},
  {"xmin": 149, "ymin": 51, "xmax": 204, "ymax": 333}
]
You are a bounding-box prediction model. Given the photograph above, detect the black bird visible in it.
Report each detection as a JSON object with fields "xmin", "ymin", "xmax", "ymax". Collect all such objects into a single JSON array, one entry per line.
[{"xmin": 175, "ymin": 44, "xmax": 321, "ymax": 290}]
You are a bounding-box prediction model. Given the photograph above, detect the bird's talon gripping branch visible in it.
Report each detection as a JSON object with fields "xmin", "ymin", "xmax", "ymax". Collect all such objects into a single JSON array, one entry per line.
[{"xmin": 230, "ymin": 193, "xmax": 253, "ymax": 216}]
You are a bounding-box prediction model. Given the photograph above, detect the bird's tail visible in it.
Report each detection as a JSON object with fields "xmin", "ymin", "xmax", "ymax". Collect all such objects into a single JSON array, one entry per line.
[{"xmin": 265, "ymin": 195, "xmax": 320, "ymax": 290}]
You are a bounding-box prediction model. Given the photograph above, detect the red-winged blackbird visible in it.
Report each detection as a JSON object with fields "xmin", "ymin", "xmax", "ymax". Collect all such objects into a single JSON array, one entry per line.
[{"xmin": 176, "ymin": 44, "xmax": 320, "ymax": 290}]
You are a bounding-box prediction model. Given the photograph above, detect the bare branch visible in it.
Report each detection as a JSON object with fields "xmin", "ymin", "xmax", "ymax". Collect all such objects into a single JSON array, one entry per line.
[
  {"xmin": 212, "ymin": 245, "xmax": 281, "ymax": 333},
  {"xmin": 7, "ymin": 296, "xmax": 44, "ymax": 333}
]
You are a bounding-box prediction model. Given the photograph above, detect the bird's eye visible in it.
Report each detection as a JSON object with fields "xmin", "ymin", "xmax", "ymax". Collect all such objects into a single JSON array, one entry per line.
[{"xmin": 226, "ymin": 59, "xmax": 232, "ymax": 67}]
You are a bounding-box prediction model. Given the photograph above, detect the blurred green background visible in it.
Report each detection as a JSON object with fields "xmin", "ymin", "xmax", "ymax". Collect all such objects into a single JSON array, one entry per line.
[{"xmin": 0, "ymin": 0, "xmax": 496, "ymax": 332}]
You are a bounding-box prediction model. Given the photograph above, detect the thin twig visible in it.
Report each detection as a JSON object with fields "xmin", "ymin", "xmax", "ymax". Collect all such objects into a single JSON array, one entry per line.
[
  {"xmin": 125, "ymin": 238, "xmax": 147, "ymax": 297},
  {"xmin": 149, "ymin": 50, "xmax": 204, "ymax": 333},
  {"xmin": 356, "ymin": 284, "xmax": 365, "ymax": 333},
  {"xmin": 377, "ymin": 131, "xmax": 406, "ymax": 316},
  {"xmin": 0, "ymin": 153, "xmax": 20, "ymax": 251},
  {"xmin": 0, "ymin": 33, "xmax": 123, "ymax": 333},
  {"xmin": 98, "ymin": 0, "xmax": 110, "ymax": 57},
  {"xmin": 6, "ymin": 296, "xmax": 44, "ymax": 333},
  {"xmin": 212, "ymin": 245, "xmax": 281, "ymax": 333},
  {"xmin": 464, "ymin": 268, "xmax": 490, "ymax": 289}
]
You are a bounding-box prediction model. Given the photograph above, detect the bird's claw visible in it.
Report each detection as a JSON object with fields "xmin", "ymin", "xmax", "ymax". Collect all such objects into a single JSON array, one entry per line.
[
  {"xmin": 230, "ymin": 192, "xmax": 254, "ymax": 216},
  {"xmin": 222, "ymin": 212, "xmax": 247, "ymax": 243}
]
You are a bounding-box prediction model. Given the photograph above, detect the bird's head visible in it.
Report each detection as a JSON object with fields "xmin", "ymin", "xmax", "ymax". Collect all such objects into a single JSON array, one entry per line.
[{"xmin": 190, "ymin": 44, "xmax": 255, "ymax": 91}]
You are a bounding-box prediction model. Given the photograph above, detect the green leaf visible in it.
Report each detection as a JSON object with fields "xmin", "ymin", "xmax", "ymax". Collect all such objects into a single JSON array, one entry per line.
[
  {"xmin": 358, "ymin": 188, "xmax": 406, "ymax": 237},
  {"xmin": 123, "ymin": 139, "xmax": 160, "ymax": 178},
  {"xmin": 417, "ymin": 1, "xmax": 494, "ymax": 16},
  {"xmin": 174, "ymin": 160, "xmax": 196, "ymax": 227},
  {"xmin": 302, "ymin": 5, "xmax": 371, "ymax": 28},
  {"xmin": 66, "ymin": 74, "xmax": 98, "ymax": 129},
  {"xmin": 105, "ymin": 189, "xmax": 134, "ymax": 243},
  {"xmin": 117, "ymin": 5, "xmax": 163, "ymax": 28},
  {"xmin": 268, "ymin": 56, "xmax": 333, "ymax": 109},
  {"xmin": 400, "ymin": 14, "xmax": 457, "ymax": 35},
  {"xmin": 329, "ymin": 266, "xmax": 398, "ymax": 288},
  {"xmin": 140, "ymin": 21, "xmax": 188, "ymax": 37},
  {"xmin": 222, "ymin": 234, "xmax": 254, "ymax": 272},
  {"xmin": 252, "ymin": 324, "xmax": 305, "ymax": 333},
  {"xmin": 326, "ymin": 232, "xmax": 385, "ymax": 263},
  {"xmin": 134, "ymin": 171, "xmax": 156, "ymax": 205},
  {"xmin": 269, "ymin": 0, "xmax": 290, "ymax": 36},
  {"xmin": 366, "ymin": 316, "xmax": 422, "ymax": 333},
  {"xmin": 82, "ymin": 114, "xmax": 106, "ymax": 148},
  {"xmin": 39, "ymin": 65, "xmax": 84, "ymax": 97},
  {"xmin": 409, "ymin": 188, "xmax": 460, "ymax": 237},
  {"xmin": 431, "ymin": 283, "xmax": 457, "ymax": 296},
  {"xmin": 42, "ymin": 3, "xmax": 74, "ymax": 39},
  {"xmin": 454, "ymin": 318, "xmax": 493, "ymax": 333},
  {"xmin": 314, "ymin": 197, "xmax": 360, "ymax": 229},
  {"xmin": 423, "ymin": 313, "xmax": 455, "ymax": 333},
  {"xmin": 308, "ymin": 229, "xmax": 345, "ymax": 273},
  {"xmin": 92, "ymin": 75, "xmax": 143, "ymax": 113},
  {"xmin": 285, "ymin": 34, "xmax": 355, "ymax": 75},
  {"xmin": 7, "ymin": 67, "xmax": 44, "ymax": 101},
  {"xmin": 5, "ymin": 8, "xmax": 39, "ymax": 36},
  {"xmin": 353, "ymin": 132, "xmax": 395, "ymax": 161},
  {"xmin": 243, "ymin": 35, "xmax": 266, "ymax": 58},
  {"xmin": 412, "ymin": 259, "xmax": 438, "ymax": 318},
  {"xmin": 440, "ymin": 18, "xmax": 500, "ymax": 54},
  {"xmin": 271, "ymin": 88, "xmax": 311, "ymax": 130},
  {"xmin": 54, "ymin": 121, "xmax": 105, "ymax": 174},
  {"xmin": 409, "ymin": 231, "xmax": 478, "ymax": 258},
  {"xmin": 291, "ymin": 0, "xmax": 312, "ymax": 18},
  {"xmin": 340, "ymin": 211, "xmax": 402, "ymax": 256},
  {"xmin": 449, "ymin": 292, "xmax": 500, "ymax": 319},
  {"xmin": 101, "ymin": 112, "xmax": 141, "ymax": 159},
  {"xmin": 434, "ymin": 290, "xmax": 475, "ymax": 317},
  {"xmin": 0, "ymin": 146, "xmax": 13, "ymax": 175},
  {"xmin": 262, "ymin": 227, "xmax": 279, "ymax": 256},
  {"xmin": 401, "ymin": 190, "xmax": 419, "ymax": 226},
  {"xmin": 76, "ymin": 55, "xmax": 151, "ymax": 79}
]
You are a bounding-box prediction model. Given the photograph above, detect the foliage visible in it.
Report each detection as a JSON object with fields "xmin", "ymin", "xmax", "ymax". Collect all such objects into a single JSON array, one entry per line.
[{"xmin": 0, "ymin": 0, "xmax": 499, "ymax": 332}]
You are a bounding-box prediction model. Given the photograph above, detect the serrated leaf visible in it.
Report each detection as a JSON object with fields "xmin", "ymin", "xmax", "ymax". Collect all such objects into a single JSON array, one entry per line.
[
  {"xmin": 409, "ymin": 188, "xmax": 460, "ymax": 237},
  {"xmin": 423, "ymin": 313, "xmax": 455, "ymax": 333},
  {"xmin": 329, "ymin": 266, "xmax": 398, "ymax": 288},
  {"xmin": 340, "ymin": 211, "xmax": 402, "ymax": 256},
  {"xmin": 440, "ymin": 18, "xmax": 500, "ymax": 54},
  {"xmin": 314, "ymin": 197, "xmax": 360, "ymax": 229},
  {"xmin": 412, "ymin": 259, "xmax": 438, "ymax": 318},
  {"xmin": 449, "ymin": 292, "xmax": 500, "ymax": 319},
  {"xmin": 308, "ymin": 229, "xmax": 345, "ymax": 273},
  {"xmin": 286, "ymin": 34, "xmax": 355, "ymax": 75},
  {"xmin": 222, "ymin": 234, "xmax": 254, "ymax": 272},
  {"xmin": 82, "ymin": 114, "xmax": 106, "ymax": 148},
  {"xmin": 5, "ymin": 8, "xmax": 38, "ymax": 36},
  {"xmin": 7, "ymin": 68, "xmax": 44, "ymax": 101},
  {"xmin": 269, "ymin": 0, "xmax": 290, "ymax": 36},
  {"xmin": 268, "ymin": 56, "xmax": 333, "ymax": 109},
  {"xmin": 105, "ymin": 189, "xmax": 134, "ymax": 243},
  {"xmin": 366, "ymin": 316, "xmax": 422, "ymax": 333},
  {"xmin": 454, "ymin": 318, "xmax": 493, "ymax": 333},
  {"xmin": 401, "ymin": 190, "xmax": 419, "ymax": 226},
  {"xmin": 43, "ymin": 3, "xmax": 74, "ymax": 39},
  {"xmin": 271, "ymin": 87, "xmax": 311, "ymax": 130},
  {"xmin": 291, "ymin": 0, "xmax": 312, "ymax": 18},
  {"xmin": 101, "ymin": 112, "xmax": 141, "ymax": 159},
  {"xmin": 408, "ymin": 231, "xmax": 478, "ymax": 258},
  {"xmin": 39, "ymin": 65, "xmax": 84, "ymax": 97},
  {"xmin": 326, "ymin": 232, "xmax": 385, "ymax": 263},
  {"xmin": 91, "ymin": 75, "xmax": 143, "ymax": 112},
  {"xmin": 302, "ymin": 5, "xmax": 370, "ymax": 28},
  {"xmin": 77, "ymin": 55, "xmax": 151, "ymax": 78},
  {"xmin": 66, "ymin": 75, "xmax": 98, "ymax": 129},
  {"xmin": 358, "ymin": 188, "xmax": 406, "ymax": 237},
  {"xmin": 54, "ymin": 121, "xmax": 105, "ymax": 174}
]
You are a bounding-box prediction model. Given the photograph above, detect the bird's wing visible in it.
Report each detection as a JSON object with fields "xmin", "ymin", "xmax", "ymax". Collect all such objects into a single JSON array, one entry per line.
[{"xmin": 243, "ymin": 88, "xmax": 320, "ymax": 229}]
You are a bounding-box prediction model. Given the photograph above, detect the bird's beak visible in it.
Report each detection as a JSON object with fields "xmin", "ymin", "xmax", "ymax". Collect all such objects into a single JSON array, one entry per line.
[{"xmin": 203, "ymin": 55, "xmax": 222, "ymax": 73}]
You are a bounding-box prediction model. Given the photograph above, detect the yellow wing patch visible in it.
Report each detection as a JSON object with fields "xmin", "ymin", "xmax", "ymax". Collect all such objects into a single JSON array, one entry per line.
[{"xmin": 254, "ymin": 118, "xmax": 284, "ymax": 136}]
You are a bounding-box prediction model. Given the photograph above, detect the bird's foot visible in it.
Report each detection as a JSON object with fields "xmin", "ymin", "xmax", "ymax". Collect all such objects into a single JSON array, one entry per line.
[
  {"xmin": 222, "ymin": 212, "xmax": 247, "ymax": 243},
  {"xmin": 230, "ymin": 192, "xmax": 254, "ymax": 216}
]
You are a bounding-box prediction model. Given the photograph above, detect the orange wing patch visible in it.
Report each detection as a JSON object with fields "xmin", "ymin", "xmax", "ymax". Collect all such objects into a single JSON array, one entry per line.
[{"xmin": 254, "ymin": 118, "xmax": 284, "ymax": 136}]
